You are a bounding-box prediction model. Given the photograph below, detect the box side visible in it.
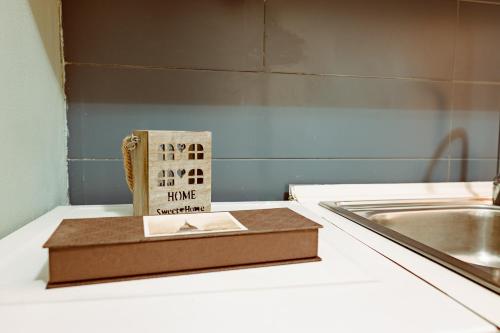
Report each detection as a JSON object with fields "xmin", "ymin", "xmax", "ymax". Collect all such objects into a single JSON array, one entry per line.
[
  {"xmin": 48, "ymin": 229, "xmax": 318, "ymax": 284},
  {"xmin": 48, "ymin": 257, "xmax": 321, "ymax": 288},
  {"xmin": 132, "ymin": 130, "xmax": 149, "ymax": 216}
]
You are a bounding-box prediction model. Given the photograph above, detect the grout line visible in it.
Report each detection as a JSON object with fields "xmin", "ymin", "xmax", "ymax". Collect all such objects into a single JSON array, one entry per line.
[
  {"xmin": 68, "ymin": 158, "xmax": 123, "ymax": 161},
  {"xmin": 65, "ymin": 61, "xmax": 500, "ymax": 85},
  {"xmin": 262, "ymin": 0, "xmax": 267, "ymax": 70},
  {"xmin": 447, "ymin": 0, "xmax": 461, "ymax": 181},
  {"xmin": 453, "ymin": 80, "xmax": 500, "ymax": 86},
  {"xmin": 71, "ymin": 60, "xmax": 447, "ymax": 82},
  {"xmin": 449, "ymin": 158, "xmax": 497, "ymax": 161},
  {"xmin": 57, "ymin": 0, "xmax": 66, "ymax": 93},
  {"xmin": 65, "ymin": 62, "xmax": 262, "ymax": 74},
  {"xmin": 67, "ymin": 158, "xmax": 497, "ymax": 162},
  {"xmin": 497, "ymin": 112, "xmax": 500, "ymax": 175},
  {"xmin": 58, "ymin": 0, "xmax": 71, "ymax": 205},
  {"xmin": 460, "ymin": 0, "xmax": 500, "ymax": 5},
  {"xmin": 271, "ymin": 72, "xmax": 450, "ymax": 83}
]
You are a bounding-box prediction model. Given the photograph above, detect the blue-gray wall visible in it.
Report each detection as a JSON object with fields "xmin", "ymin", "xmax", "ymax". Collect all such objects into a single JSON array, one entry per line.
[
  {"xmin": 0, "ymin": 0, "xmax": 68, "ymax": 239},
  {"xmin": 63, "ymin": 0, "xmax": 500, "ymax": 204}
]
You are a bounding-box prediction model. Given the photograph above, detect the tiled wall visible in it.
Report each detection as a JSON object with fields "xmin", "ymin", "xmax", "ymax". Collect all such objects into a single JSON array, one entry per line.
[{"xmin": 63, "ymin": 0, "xmax": 500, "ymax": 204}]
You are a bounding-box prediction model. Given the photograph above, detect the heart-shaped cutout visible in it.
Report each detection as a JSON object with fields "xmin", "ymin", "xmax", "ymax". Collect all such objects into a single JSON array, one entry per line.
[
  {"xmin": 177, "ymin": 144, "xmax": 186, "ymax": 152},
  {"xmin": 177, "ymin": 169, "xmax": 186, "ymax": 178}
]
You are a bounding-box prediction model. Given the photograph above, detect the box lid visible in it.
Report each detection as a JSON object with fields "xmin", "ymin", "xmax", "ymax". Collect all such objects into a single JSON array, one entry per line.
[{"xmin": 43, "ymin": 208, "xmax": 322, "ymax": 249}]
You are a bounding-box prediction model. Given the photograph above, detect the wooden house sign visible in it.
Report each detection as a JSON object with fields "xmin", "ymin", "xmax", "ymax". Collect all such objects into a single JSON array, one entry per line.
[{"xmin": 122, "ymin": 130, "xmax": 211, "ymax": 216}]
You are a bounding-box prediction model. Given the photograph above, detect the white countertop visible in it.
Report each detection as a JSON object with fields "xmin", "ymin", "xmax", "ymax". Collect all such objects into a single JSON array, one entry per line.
[
  {"xmin": 290, "ymin": 181, "xmax": 500, "ymax": 328},
  {"xmin": 0, "ymin": 198, "xmax": 497, "ymax": 332}
]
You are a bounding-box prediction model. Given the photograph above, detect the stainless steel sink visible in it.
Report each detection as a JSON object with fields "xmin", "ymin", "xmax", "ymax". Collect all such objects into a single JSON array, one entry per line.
[{"xmin": 319, "ymin": 199, "xmax": 500, "ymax": 293}]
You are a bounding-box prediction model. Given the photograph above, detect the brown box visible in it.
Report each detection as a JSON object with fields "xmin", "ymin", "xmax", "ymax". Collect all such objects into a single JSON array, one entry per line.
[{"xmin": 43, "ymin": 208, "xmax": 322, "ymax": 288}]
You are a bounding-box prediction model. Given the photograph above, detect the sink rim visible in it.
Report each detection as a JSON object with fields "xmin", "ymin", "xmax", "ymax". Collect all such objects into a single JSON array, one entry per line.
[{"xmin": 319, "ymin": 199, "xmax": 500, "ymax": 294}]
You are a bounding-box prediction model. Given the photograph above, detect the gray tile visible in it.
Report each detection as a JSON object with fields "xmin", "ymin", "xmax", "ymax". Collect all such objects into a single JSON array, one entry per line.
[
  {"xmin": 69, "ymin": 159, "xmax": 449, "ymax": 204},
  {"xmin": 213, "ymin": 159, "xmax": 449, "ymax": 201},
  {"xmin": 65, "ymin": 64, "xmax": 264, "ymax": 105},
  {"xmin": 66, "ymin": 65, "xmax": 453, "ymax": 159},
  {"xmin": 265, "ymin": 0, "xmax": 456, "ymax": 79},
  {"xmin": 455, "ymin": 2, "xmax": 500, "ymax": 82},
  {"xmin": 451, "ymin": 83, "xmax": 500, "ymax": 159},
  {"xmin": 449, "ymin": 159, "xmax": 497, "ymax": 182},
  {"xmin": 69, "ymin": 160, "xmax": 132, "ymax": 205},
  {"xmin": 62, "ymin": 0, "xmax": 264, "ymax": 71}
]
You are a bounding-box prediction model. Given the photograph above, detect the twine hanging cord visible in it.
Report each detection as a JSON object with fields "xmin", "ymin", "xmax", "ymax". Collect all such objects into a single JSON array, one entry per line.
[{"xmin": 121, "ymin": 134, "xmax": 140, "ymax": 192}]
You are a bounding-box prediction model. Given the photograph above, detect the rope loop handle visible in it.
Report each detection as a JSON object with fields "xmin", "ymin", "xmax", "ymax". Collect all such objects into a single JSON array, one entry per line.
[{"xmin": 121, "ymin": 134, "xmax": 140, "ymax": 192}]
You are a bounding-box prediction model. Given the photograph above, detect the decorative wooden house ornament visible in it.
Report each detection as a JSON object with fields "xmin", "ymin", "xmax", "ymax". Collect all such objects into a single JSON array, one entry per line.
[{"xmin": 122, "ymin": 130, "xmax": 211, "ymax": 216}]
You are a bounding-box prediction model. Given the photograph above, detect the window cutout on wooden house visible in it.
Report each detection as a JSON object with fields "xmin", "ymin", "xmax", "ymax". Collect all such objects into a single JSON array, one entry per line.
[
  {"xmin": 158, "ymin": 169, "xmax": 175, "ymax": 187},
  {"xmin": 188, "ymin": 169, "xmax": 204, "ymax": 185},
  {"xmin": 188, "ymin": 144, "xmax": 204, "ymax": 160},
  {"xmin": 159, "ymin": 144, "xmax": 175, "ymax": 160}
]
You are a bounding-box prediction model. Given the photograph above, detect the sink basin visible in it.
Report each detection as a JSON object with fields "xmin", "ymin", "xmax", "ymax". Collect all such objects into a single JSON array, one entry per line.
[
  {"xmin": 319, "ymin": 199, "xmax": 500, "ymax": 293},
  {"xmin": 365, "ymin": 208, "xmax": 500, "ymax": 268}
]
